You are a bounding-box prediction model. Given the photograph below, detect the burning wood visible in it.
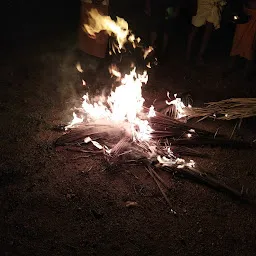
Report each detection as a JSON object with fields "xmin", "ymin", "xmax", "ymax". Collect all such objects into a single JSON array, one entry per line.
[
  {"xmin": 55, "ymin": 10, "xmax": 254, "ymax": 213},
  {"xmin": 56, "ymin": 107, "xmax": 250, "ymax": 209}
]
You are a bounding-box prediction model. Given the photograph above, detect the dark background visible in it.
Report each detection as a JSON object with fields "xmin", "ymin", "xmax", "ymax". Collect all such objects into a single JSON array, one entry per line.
[{"xmin": 2, "ymin": 0, "xmax": 235, "ymax": 53}]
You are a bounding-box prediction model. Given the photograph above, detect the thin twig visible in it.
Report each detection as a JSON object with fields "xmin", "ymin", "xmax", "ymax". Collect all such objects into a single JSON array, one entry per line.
[
  {"xmin": 230, "ymin": 121, "xmax": 238, "ymax": 140},
  {"xmin": 146, "ymin": 166, "xmax": 176, "ymax": 214},
  {"xmin": 214, "ymin": 127, "xmax": 221, "ymax": 139},
  {"xmin": 126, "ymin": 170, "xmax": 139, "ymax": 180},
  {"xmin": 150, "ymin": 168, "xmax": 170, "ymax": 189},
  {"xmin": 118, "ymin": 150, "xmax": 133, "ymax": 157},
  {"xmin": 71, "ymin": 155, "xmax": 91, "ymax": 160},
  {"xmin": 66, "ymin": 148, "xmax": 102, "ymax": 154},
  {"xmin": 238, "ymin": 118, "xmax": 243, "ymax": 130}
]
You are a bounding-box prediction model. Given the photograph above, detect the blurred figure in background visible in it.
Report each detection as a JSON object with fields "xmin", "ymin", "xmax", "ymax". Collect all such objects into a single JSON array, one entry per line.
[
  {"xmin": 228, "ymin": 0, "xmax": 256, "ymax": 79},
  {"xmin": 186, "ymin": 0, "xmax": 227, "ymax": 65},
  {"xmin": 78, "ymin": 0, "xmax": 110, "ymax": 72},
  {"xmin": 145, "ymin": 0, "xmax": 180, "ymax": 63}
]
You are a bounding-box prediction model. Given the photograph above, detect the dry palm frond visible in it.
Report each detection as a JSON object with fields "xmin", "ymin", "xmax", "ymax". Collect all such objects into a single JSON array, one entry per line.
[
  {"xmin": 145, "ymin": 166, "xmax": 176, "ymax": 214},
  {"xmin": 184, "ymin": 98, "xmax": 256, "ymax": 120}
]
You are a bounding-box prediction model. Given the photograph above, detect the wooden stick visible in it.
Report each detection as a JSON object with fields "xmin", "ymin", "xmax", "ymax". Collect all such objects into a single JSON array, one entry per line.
[
  {"xmin": 150, "ymin": 168, "xmax": 171, "ymax": 190},
  {"xmin": 163, "ymin": 166, "xmax": 248, "ymax": 201}
]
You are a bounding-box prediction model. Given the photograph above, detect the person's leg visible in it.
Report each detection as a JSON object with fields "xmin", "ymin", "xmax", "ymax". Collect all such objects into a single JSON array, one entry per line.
[
  {"xmin": 186, "ymin": 25, "xmax": 199, "ymax": 62},
  {"xmin": 197, "ymin": 21, "xmax": 214, "ymax": 64}
]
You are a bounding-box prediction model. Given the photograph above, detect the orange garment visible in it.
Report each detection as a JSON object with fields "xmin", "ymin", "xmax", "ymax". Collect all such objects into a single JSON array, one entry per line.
[{"xmin": 230, "ymin": 7, "xmax": 256, "ymax": 60}]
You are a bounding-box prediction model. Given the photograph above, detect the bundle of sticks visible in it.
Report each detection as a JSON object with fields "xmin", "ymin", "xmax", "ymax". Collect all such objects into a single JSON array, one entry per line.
[{"xmin": 148, "ymin": 109, "xmax": 254, "ymax": 148}]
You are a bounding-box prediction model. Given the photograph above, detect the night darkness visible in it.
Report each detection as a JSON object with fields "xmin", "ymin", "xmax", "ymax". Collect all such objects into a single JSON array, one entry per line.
[{"xmin": 1, "ymin": 1, "xmax": 256, "ymax": 256}]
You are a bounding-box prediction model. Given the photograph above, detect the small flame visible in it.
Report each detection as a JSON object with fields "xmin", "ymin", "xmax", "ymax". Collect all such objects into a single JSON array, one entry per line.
[
  {"xmin": 66, "ymin": 113, "xmax": 83, "ymax": 130},
  {"xmin": 76, "ymin": 62, "xmax": 83, "ymax": 73},
  {"xmin": 157, "ymin": 156, "xmax": 195, "ymax": 169},
  {"xmin": 109, "ymin": 64, "xmax": 121, "ymax": 78},
  {"xmin": 166, "ymin": 92, "xmax": 187, "ymax": 119},
  {"xmin": 143, "ymin": 46, "xmax": 153, "ymax": 59},
  {"xmin": 148, "ymin": 106, "xmax": 156, "ymax": 118}
]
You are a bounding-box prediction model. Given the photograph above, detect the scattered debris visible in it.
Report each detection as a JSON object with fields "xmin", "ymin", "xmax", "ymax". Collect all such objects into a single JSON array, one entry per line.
[{"xmin": 125, "ymin": 201, "xmax": 138, "ymax": 208}]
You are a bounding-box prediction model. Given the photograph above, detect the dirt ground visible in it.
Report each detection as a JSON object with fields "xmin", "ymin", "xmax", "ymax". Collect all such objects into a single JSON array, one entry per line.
[{"xmin": 1, "ymin": 2, "xmax": 256, "ymax": 256}]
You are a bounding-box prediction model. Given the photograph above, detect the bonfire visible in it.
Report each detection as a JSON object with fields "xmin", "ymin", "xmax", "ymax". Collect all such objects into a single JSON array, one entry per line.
[{"xmin": 55, "ymin": 9, "xmax": 255, "ymax": 213}]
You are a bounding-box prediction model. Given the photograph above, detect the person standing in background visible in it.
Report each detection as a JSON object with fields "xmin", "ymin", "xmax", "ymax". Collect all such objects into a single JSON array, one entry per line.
[
  {"xmin": 145, "ymin": 0, "xmax": 180, "ymax": 63},
  {"xmin": 186, "ymin": 0, "xmax": 227, "ymax": 65},
  {"xmin": 77, "ymin": 0, "xmax": 110, "ymax": 87},
  {"xmin": 78, "ymin": 0, "xmax": 110, "ymax": 61},
  {"xmin": 229, "ymin": 0, "xmax": 256, "ymax": 79}
]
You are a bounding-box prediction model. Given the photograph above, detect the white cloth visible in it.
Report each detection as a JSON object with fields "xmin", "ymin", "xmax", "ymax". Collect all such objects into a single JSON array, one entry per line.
[{"xmin": 192, "ymin": 0, "xmax": 226, "ymax": 29}]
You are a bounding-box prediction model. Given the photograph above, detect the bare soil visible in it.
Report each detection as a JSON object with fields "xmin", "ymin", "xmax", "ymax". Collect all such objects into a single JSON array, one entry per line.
[{"xmin": 1, "ymin": 3, "xmax": 256, "ymax": 256}]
